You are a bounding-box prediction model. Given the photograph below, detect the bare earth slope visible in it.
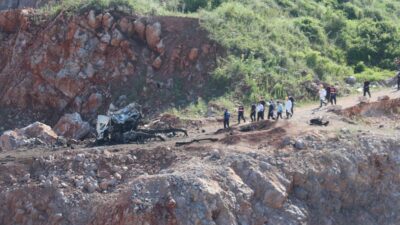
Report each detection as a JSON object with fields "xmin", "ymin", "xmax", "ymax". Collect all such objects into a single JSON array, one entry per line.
[{"xmin": 1, "ymin": 89, "xmax": 400, "ymax": 225}]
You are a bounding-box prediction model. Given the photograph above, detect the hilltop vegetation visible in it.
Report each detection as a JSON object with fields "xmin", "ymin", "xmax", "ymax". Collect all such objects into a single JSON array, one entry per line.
[{"xmin": 39, "ymin": 0, "xmax": 400, "ymax": 108}]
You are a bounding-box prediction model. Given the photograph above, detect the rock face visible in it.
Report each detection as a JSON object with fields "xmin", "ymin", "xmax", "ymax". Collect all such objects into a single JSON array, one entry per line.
[
  {"xmin": 53, "ymin": 113, "xmax": 90, "ymax": 140},
  {"xmin": 0, "ymin": 122, "xmax": 57, "ymax": 150},
  {"xmin": 1, "ymin": 133, "xmax": 400, "ymax": 224},
  {"xmin": 0, "ymin": 9, "xmax": 219, "ymax": 131}
]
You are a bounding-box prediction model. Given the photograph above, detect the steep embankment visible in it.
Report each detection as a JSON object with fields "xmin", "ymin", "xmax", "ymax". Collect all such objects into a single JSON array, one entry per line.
[{"xmin": 0, "ymin": 8, "xmax": 220, "ymax": 130}]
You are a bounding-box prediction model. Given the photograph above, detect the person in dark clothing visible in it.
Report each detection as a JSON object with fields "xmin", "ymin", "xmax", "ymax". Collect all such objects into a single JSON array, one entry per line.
[
  {"xmin": 250, "ymin": 104, "xmax": 256, "ymax": 122},
  {"xmin": 223, "ymin": 109, "xmax": 230, "ymax": 129},
  {"xmin": 238, "ymin": 105, "xmax": 246, "ymax": 124},
  {"xmin": 260, "ymin": 100, "xmax": 266, "ymax": 107},
  {"xmin": 363, "ymin": 81, "xmax": 371, "ymax": 98},
  {"xmin": 397, "ymin": 72, "xmax": 400, "ymax": 91},
  {"xmin": 330, "ymin": 85, "xmax": 337, "ymax": 105},
  {"xmin": 325, "ymin": 86, "xmax": 331, "ymax": 104},
  {"xmin": 267, "ymin": 100, "xmax": 275, "ymax": 120},
  {"xmin": 288, "ymin": 96, "xmax": 295, "ymax": 115}
]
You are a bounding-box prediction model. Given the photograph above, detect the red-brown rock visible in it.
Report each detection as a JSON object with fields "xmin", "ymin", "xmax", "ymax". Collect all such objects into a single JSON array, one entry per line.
[
  {"xmin": 188, "ymin": 48, "xmax": 199, "ymax": 61},
  {"xmin": 146, "ymin": 22, "xmax": 162, "ymax": 51},
  {"xmin": 53, "ymin": 113, "xmax": 91, "ymax": 140},
  {"xmin": 82, "ymin": 93, "xmax": 103, "ymax": 114},
  {"xmin": 152, "ymin": 56, "xmax": 162, "ymax": 69}
]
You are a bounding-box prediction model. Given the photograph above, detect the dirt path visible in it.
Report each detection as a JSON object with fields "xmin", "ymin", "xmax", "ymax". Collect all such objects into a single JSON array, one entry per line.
[
  {"xmin": 198, "ymin": 87, "xmax": 400, "ymax": 141},
  {"xmin": 1, "ymin": 88, "xmax": 399, "ymax": 161}
]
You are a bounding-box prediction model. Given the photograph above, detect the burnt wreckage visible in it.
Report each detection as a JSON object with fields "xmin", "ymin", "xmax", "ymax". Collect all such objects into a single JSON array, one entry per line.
[{"xmin": 96, "ymin": 103, "xmax": 188, "ymax": 144}]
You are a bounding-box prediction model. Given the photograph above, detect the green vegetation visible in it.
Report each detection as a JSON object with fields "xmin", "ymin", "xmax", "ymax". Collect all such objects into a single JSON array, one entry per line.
[
  {"xmin": 38, "ymin": 0, "xmax": 400, "ymax": 114},
  {"xmin": 200, "ymin": 0, "xmax": 400, "ymax": 103}
]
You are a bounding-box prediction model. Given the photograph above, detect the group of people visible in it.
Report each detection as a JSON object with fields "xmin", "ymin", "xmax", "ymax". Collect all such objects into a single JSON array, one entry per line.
[
  {"xmin": 223, "ymin": 96, "xmax": 295, "ymax": 129},
  {"xmin": 318, "ymin": 84, "xmax": 338, "ymax": 108},
  {"xmin": 223, "ymin": 72, "xmax": 400, "ymax": 129},
  {"xmin": 318, "ymin": 81, "xmax": 373, "ymax": 108}
]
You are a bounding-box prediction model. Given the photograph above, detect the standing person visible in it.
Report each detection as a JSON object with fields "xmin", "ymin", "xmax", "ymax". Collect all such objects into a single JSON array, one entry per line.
[
  {"xmin": 267, "ymin": 99, "xmax": 275, "ymax": 120},
  {"xmin": 256, "ymin": 102, "xmax": 264, "ymax": 121},
  {"xmin": 277, "ymin": 101, "xmax": 283, "ymax": 120},
  {"xmin": 250, "ymin": 103, "xmax": 256, "ymax": 122},
  {"xmin": 325, "ymin": 85, "xmax": 331, "ymax": 104},
  {"xmin": 363, "ymin": 81, "xmax": 371, "ymax": 98},
  {"xmin": 397, "ymin": 71, "xmax": 400, "ymax": 91},
  {"xmin": 319, "ymin": 85, "xmax": 327, "ymax": 108},
  {"xmin": 223, "ymin": 109, "xmax": 230, "ymax": 129},
  {"xmin": 238, "ymin": 105, "xmax": 246, "ymax": 124},
  {"xmin": 285, "ymin": 97, "xmax": 292, "ymax": 119},
  {"xmin": 289, "ymin": 96, "xmax": 295, "ymax": 116},
  {"xmin": 330, "ymin": 85, "xmax": 337, "ymax": 105}
]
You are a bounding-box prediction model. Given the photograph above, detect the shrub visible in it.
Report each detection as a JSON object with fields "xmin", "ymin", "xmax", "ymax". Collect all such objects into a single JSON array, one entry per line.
[
  {"xmin": 354, "ymin": 61, "xmax": 366, "ymax": 73},
  {"xmin": 295, "ymin": 17, "xmax": 327, "ymax": 45}
]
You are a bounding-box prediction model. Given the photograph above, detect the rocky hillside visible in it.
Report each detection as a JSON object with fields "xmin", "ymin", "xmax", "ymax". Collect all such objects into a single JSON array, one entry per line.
[{"xmin": 0, "ymin": 7, "xmax": 219, "ymax": 130}]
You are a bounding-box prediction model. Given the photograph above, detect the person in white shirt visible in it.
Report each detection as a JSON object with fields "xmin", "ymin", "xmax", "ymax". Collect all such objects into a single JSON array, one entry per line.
[
  {"xmin": 319, "ymin": 85, "xmax": 327, "ymax": 108},
  {"xmin": 256, "ymin": 102, "xmax": 264, "ymax": 121},
  {"xmin": 285, "ymin": 97, "xmax": 292, "ymax": 119}
]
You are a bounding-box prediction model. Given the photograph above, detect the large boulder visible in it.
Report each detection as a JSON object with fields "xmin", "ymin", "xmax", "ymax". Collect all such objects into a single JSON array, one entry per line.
[
  {"xmin": 145, "ymin": 22, "xmax": 162, "ymax": 51},
  {"xmin": 345, "ymin": 76, "xmax": 357, "ymax": 85},
  {"xmin": 0, "ymin": 122, "xmax": 58, "ymax": 151},
  {"xmin": 0, "ymin": 130, "xmax": 24, "ymax": 151},
  {"xmin": 82, "ymin": 93, "xmax": 103, "ymax": 114},
  {"xmin": 21, "ymin": 122, "xmax": 58, "ymax": 143},
  {"xmin": 53, "ymin": 113, "xmax": 91, "ymax": 140}
]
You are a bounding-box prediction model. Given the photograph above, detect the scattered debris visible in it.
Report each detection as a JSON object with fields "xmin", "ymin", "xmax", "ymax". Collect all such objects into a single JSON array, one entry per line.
[
  {"xmin": 97, "ymin": 103, "xmax": 186, "ymax": 145},
  {"xmin": 175, "ymin": 138, "xmax": 219, "ymax": 147}
]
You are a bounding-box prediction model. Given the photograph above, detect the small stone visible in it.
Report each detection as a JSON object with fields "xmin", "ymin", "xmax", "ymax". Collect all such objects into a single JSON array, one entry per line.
[
  {"xmin": 281, "ymin": 137, "xmax": 292, "ymax": 147},
  {"xmin": 340, "ymin": 128, "xmax": 350, "ymax": 134},
  {"xmin": 114, "ymin": 173, "xmax": 122, "ymax": 180},
  {"xmin": 21, "ymin": 173, "xmax": 30, "ymax": 182},
  {"xmin": 75, "ymin": 154, "xmax": 85, "ymax": 162},
  {"xmin": 210, "ymin": 149, "xmax": 221, "ymax": 160},
  {"xmin": 152, "ymin": 56, "xmax": 162, "ymax": 69},
  {"xmin": 85, "ymin": 181, "xmax": 98, "ymax": 193},
  {"xmin": 39, "ymin": 175, "xmax": 46, "ymax": 182},
  {"xmin": 294, "ymin": 139, "xmax": 306, "ymax": 150},
  {"xmin": 188, "ymin": 48, "xmax": 199, "ymax": 61},
  {"xmin": 44, "ymin": 180, "xmax": 52, "ymax": 188}
]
